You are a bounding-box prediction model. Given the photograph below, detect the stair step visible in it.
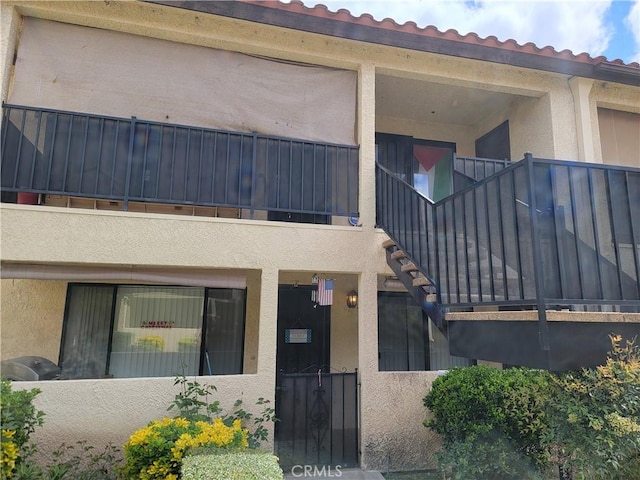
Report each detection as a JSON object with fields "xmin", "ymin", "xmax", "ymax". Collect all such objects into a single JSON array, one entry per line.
[
  {"xmin": 426, "ymin": 294, "xmax": 437, "ymax": 302},
  {"xmin": 413, "ymin": 276, "xmax": 431, "ymax": 287},
  {"xmin": 401, "ymin": 262, "xmax": 418, "ymax": 273},
  {"xmin": 382, "ymin": 239, "xmax": 396, "ymax": 249},
  {"xmin": 390, "ymin": 250, "xmax": 406, "ymax": 260}
]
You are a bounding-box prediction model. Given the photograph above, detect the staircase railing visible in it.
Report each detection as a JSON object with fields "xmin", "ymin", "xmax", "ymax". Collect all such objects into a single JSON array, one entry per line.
[{"xmin": 376, "ymin": 154, "xmax": 640, "ymax": 313}]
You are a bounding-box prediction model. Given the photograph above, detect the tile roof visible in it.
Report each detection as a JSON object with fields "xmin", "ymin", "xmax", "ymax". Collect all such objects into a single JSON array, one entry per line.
[{"xmin": 242, "ymin": 0, "xmax": 639, "ymax": 69}]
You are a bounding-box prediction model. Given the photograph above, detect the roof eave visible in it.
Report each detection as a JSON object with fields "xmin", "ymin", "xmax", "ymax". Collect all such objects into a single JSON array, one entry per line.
[{"xmin": 145, "ymin": 0, "xmax": 640, "ymax": 87}]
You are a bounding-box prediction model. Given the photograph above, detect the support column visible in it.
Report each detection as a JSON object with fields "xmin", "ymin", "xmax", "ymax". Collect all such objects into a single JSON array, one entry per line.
[
  {"xmin": 256, "ymin": 267, "xmax": 279, "ymax": 450},
  {"xmin": 569, "ymin": 77, "xmax": 596, "ymax": 163},
  {"xmin": 358, "ymin": 63, "xmax": 376, "ymax": 229},
  {"xmin": 356, "ymin": 269, "xmax": 379, "ymax": 469}
]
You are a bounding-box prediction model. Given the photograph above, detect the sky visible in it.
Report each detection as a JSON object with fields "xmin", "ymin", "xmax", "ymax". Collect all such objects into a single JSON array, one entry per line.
[{"xmin": 294, "ymin": 0, "xmax": 640, "ymax": 64}]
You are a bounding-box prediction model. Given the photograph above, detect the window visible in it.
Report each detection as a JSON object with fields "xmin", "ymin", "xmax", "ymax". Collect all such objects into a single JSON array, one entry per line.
[
  {"xmin": 378, "ymin": 292, "xmax": 429, "ymax": 371},
  {"xmin": 59, "ymin": 284, "xmax": 246, "ymax": 379}
]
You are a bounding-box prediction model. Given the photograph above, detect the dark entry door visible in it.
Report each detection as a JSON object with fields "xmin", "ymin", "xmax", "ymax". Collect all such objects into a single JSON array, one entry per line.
[
  {"xmin": 275, "ymin": 286, "xmax": 359, "ymax": 469},
  {"xmin": 276, "ymin": 286, "xmax": 330, "ymax": 374}
]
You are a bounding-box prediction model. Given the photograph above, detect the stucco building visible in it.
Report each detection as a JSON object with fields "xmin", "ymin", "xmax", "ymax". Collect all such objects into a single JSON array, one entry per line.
[{"xmin": 1, "ymin": 0, "xmax": 638, "ymax": 473}]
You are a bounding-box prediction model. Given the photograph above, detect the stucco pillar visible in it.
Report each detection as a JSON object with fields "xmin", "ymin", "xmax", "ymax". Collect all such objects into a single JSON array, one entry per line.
[
  {"xmin": 257, "ymin": 267, "xmax": 279, "ymax": 379},
  {"xmin": 569, "ymin": 77, "xmax": 596, "ymax": 163},
  {"xmin": 357, "ymin": 269, "xmax": 379, "ymax": 469},
  {"xmin": 358, "ymin": 63, "xmax": 376, "ymax": 229}
]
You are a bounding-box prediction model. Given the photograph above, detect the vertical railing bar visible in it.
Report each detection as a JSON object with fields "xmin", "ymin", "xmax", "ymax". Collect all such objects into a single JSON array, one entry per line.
[
  {"xmin": 250, "ymin": 133, "xmax": 257, "ymax": 214},
  {"xmin": 605, "ymin": 169, "xmax": 626, "ymax": 300},
  {"xmin": 44, "ymin": 113, "xmax": 57, "ymax": 191},
  {"xmin": 464, "ymin": 192, "xmax": 473, "ymax": 302},
  {"xmin": 140, "ymin": 123, "xmax": 150, "ymax": 199},
  {"xmin": 77, "ymin": 114, "xmax": 89, "ymax": 193},
  {"xmin": 442, "ymin": 203, "xmax": 451, "ymax": 305},
  {"xmin": 473, "ymin": 188, "xmax": 483, "ymax": 301},
  {"xmin": 237, "ymin": 132, "xmax": 244, "ymax": 206},
  {"xmin": 123, "ymin": 116, "xmax": 137, "ymax": 211},
  {"xmin": 276, "ymin": 139, "xmax": 282, "ymax": 210},
  {"xmin": 184, "ymin": 127, "xmax": 191, "ymax": 202},
  {"xmin": 61, "ymin": 113, "xmax": 74, "ymax": 192},
  {"xmin": 109, "ymin": 121, "xmax": 120, "ymax": 196},
  {"xmin": 155, "ymin": 126, "xmax": 164, "ymax": 199},
  {"xmin": 496, "ymin": 178, "xmax": 508, "ymax": 300},
  {"xmin": 324, "ymin": 144, "xmax": 329, "ymax": 215},
  {"xmin": 346, "ymin": 147, "xmax": 351, "ymax": 215},
  {"xmin": 196, "ymin": 128, "xmax": 204, "ymax": 202},
  {"xmin": 548, "ymin": 165, "xmax": 565, "ymax": 299},
  {"xmin": 169, "ymin": 126, "xmax": 177, "ymax": 201},
  {"xmin": 452, "ymin": 198, "xmax": 461, "ymax": 304},
  {"xmin": 625, "ymin": 170, "xmax": 640, "ymax": 298},
  {"xmin": 484, "ymin": 182, "xmax": 496, "ymax": 301},
  {"xmin": 223, "ymin": 133, "xmax": 230, "ymax": 204},
  {"xmin": 586, "ymin": 167, "xmax": 604, "ymax": 299},
  {"xmin": 567, "ymin": 166, "xmax": 585, "ymax": 299},
  {"xmin": 209, "ymin": 132, "xmax": 217, "ymax": 204},
  {"xmin": 287, "ymin": 141, "xmax": 296, "ymax": 210},
  {"xmin": 12, "ymin": 109, "xmax": 27, "ymax": 188},
  {"xmin": 302, "ymin": 141, "xmax": 308, "ymax": 210},
  {"xmin": 28, "ymin": 110, "xmax": 43, "ymax": 188},
  {"xmin": 526, "ymin": 154, "xmax": 550, "ymax": 354},
  {"xmin": 511, "ymin": 170, "xmax": 525, "ymax": 299},
  {"xmin": 93, "ymin": 118, "xmax": 104, "ymax": 195}
]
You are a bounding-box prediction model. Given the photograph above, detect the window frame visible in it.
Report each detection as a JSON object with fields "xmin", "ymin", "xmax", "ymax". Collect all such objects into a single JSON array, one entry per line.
[{"xmin": 58, "ymin": 283, "xmax": 247, "ymax": 379}]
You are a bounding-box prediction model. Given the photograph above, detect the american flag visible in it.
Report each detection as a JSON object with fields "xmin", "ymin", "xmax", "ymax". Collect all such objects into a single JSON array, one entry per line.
[{"xmin": 318, "ymin": 279, "xmax": 334, "ymax": 306}]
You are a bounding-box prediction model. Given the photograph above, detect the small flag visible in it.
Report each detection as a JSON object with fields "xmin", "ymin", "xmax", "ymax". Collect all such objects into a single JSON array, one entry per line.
[{"xmin": 318, "ymin": 278, "xmax": 334, "ymax": 306}]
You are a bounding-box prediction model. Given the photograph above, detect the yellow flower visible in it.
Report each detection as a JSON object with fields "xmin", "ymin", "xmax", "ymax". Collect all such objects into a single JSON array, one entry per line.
[{"xmin": 1, "ymin": 430, "xmax": 19, "ymax": 478}]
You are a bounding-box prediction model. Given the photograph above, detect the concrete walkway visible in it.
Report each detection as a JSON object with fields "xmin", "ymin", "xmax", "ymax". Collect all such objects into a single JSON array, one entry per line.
[{"xmin": 283, "ymin": 467, "xmax": 385, "ymax": 479}]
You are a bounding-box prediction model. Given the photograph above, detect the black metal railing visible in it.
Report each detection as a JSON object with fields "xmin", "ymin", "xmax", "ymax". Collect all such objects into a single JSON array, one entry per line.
[
  {"xmin": 1, "ymin": 104, "xmax": 359, "ymax": 217},
  {"xmin": 275, "ymin": 371, "xmax": 358, "ymax": 468},
  {"xmin": 377, "ymin": 154, "xmax": 640, "ymax": 312}
]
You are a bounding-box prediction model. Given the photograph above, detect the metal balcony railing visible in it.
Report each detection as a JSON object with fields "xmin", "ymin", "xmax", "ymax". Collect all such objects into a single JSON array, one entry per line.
[
  {"xmin": 376, "ymin": 154, "xmax": 640, "ymax": 315},
  {"xmin": 1, "ymin": 104, "xmax": 359, "ymax": 218}
]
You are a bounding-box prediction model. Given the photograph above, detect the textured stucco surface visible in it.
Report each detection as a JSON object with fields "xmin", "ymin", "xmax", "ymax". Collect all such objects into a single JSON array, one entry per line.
[
  {"xmin": 1, "ymin": 0, "xmax": 638, "ymax": 472},
  {"xmin": 1, "ymin": 279, "xmax": 66, "ymax": 361},
  {"xmin": 360, "ymin": 372, "xmax": 443, "ymax": 471}
]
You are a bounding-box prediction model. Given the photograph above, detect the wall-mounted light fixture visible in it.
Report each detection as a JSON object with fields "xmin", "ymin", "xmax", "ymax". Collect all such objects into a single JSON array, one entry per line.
[{"xmin": 346, "ymin": 290, "xmax": 358, "ymax": 309}]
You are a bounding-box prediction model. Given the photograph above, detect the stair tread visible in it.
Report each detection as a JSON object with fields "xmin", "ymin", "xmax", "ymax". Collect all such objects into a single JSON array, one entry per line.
[
  {"xmin": 390, "ymin": 250, "xmax": 406, "ymax": 260},
  {"xmin": 382, "ymin": 239, "xmax": 396, "ymax": 249},
  {"xmin": 401, "ymin": 262, "xmax": 418, "ymax": 272},
  {"xmin": 413, "ymin": 276, "xmax": 431, "ymax": 287}
]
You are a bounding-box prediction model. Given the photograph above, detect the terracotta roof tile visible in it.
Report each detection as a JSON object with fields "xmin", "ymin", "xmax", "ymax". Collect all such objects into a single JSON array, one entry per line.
[{"xmin": 240, "ymin": 0, "xmax": 640, "ymax": 69}]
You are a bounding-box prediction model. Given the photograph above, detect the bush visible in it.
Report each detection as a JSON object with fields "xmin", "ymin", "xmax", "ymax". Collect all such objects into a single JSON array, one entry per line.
[
  {"xmin": 0, "ymin": 379, "xmax": 44, "ymax": 477},
  {"xmin": 545, "ymin": 335, "xmax": 640, "ymax": 479},
  {"xmin": 423, "ymin": 365, "xmax": 551, "ymax": 479},
  {"xmin": 181, "ymin": 451, "xmax": 283, "ymax": 480},
  {"xmin": 121, "ymin": 417, "xmax": 248, "ymax": 479}
]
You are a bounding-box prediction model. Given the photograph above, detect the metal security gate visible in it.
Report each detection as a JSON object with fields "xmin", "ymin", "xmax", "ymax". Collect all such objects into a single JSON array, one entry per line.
[{"xmin": 275, "ymin": 371, "xmax": 359, "ymax": 469}]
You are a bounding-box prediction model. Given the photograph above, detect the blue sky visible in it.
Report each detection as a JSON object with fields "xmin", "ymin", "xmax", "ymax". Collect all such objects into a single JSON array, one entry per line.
[{"xmin": 297, "ymin": 0, "xmax": 640, "ymax": 64}]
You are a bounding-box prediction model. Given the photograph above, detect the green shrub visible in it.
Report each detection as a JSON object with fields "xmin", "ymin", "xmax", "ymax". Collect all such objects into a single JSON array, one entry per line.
[
  {"xmin": 423, "ymin": 366, "xmax": 551, "ymax": 479},
  {"xmin": 181, "ymin": 451, "xmax": 283, "ymax": 480},
  {"xmin": 122, "ymin": 417, "xmax": 248, "ymax": 480},
  {"xmin": 1, "ymin": 379, "xmax": 45, "ymax": 476},
  {"xmin": 545, "ymin": 335, "xmax": 640, "ymax": 479}
]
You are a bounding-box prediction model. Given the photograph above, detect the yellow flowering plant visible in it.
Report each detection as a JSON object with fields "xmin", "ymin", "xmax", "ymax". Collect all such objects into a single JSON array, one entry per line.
[
  {"xmin": 122, "ymin": 417, "xmax": 248, "ymax": 480},
  {"xmin": 1, "ymin": 430, "xmax": 19, "ymax": 478}
]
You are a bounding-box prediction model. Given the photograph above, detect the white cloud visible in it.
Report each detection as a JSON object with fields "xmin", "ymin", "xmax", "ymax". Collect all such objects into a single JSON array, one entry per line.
[
  {"xmin": 625, "ymin": 0, "xmax": 640, "ymax": 63},
  {"xmin": 305, "ymin": 0, "xmax": 614, "ymax": 57}
]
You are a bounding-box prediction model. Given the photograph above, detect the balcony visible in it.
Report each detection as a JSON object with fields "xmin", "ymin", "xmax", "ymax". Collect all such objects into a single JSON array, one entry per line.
[
  {"xmin": 377, "ymin": 154, "xmax": 640, "ymax": 369},
  {"xmin": 1, "ymin": 104, "xmax": 359, "ymax": 223}
]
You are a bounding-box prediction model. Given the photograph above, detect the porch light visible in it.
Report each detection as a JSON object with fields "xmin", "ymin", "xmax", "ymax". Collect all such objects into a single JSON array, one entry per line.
[{"xmin": 346, "ymin": 290, "xmax": 358, "ymax": 309}]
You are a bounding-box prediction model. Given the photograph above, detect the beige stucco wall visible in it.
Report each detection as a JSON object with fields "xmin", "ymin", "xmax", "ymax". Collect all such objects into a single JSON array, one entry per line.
[
  {"xmin": 0, "ymin": 279, "xmax": 66, "ymax": 361},
  {"xmin": 1, "ymin": 0, "xmax": 638, "ymax": 473}
]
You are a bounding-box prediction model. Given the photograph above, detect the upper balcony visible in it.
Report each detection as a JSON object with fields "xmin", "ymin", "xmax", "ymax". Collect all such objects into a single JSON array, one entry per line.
[{"xmin": 1, "ymin": 104, "xmax": 359, "ymax": 225}]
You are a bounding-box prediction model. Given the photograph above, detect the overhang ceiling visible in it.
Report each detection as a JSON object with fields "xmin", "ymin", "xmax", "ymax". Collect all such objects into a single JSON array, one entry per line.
[{"xmin": 376, "ymin": 74, "xmax": 527, "ymax": 126}]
